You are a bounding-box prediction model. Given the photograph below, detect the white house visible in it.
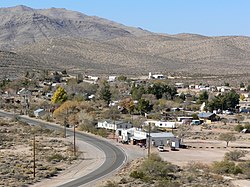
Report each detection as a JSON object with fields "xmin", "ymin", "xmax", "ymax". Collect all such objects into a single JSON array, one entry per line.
[
  {"xmin": 97, "ymin": 120, "xmax": 133, "ymax": 135},
  {"xmin": 120, "ymin": 128, "xmax": 136, "ymax": 142},
  {"xmin": 144, "ymin": 120, "xmax": 176, "ymax": 129}
]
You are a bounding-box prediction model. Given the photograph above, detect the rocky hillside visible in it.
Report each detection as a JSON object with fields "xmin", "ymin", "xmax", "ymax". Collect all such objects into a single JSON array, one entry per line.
[
  {"xmin": 0, "ymin": 50, "xmax": 53, "ymax": 79},
  {"xmin": 0, "ymin": 5, "xmax": 151, "ymax": 50},
  {"xmin": 0, "ymin": 5, "xmax": 250, "ymax": 78}
]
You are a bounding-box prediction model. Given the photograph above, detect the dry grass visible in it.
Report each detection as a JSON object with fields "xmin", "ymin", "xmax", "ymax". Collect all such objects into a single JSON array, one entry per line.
[{"xmin": 0, "ymin": 118, "xmax": 78, "ymax": 187}]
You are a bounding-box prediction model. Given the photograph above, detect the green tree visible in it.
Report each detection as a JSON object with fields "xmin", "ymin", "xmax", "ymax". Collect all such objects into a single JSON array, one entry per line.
[
  {"xmin": 51, "ymin": 86, "xmax": 67, "ymax": 104},
  {"xmin": 219, "ymin": 133, "xmax": 236, "ymax": 147},
  {"xmin": 208, "ymin": 90, "xmax": 239, "ymax": 111},
  {"xmin": 131, "ymin": 84, "xmax": 145, "ymax": 100},
  {"xmin": 247, "ymin": 85, "xmax": 250, "ymax": 91},
  {"xmin": 197, "ymin": 91, "xmax": 209, "ymax": 104},
  {"xmin": 137, "ymin": 99, "xmax": 152, "ymax": 115},
  {"xmin": 147, "ymin": 83, "xmax": 177, "ymax": 100},
  {"xmin": 99, "ymin": 81, "xmax": 112, "ymax": 105}
]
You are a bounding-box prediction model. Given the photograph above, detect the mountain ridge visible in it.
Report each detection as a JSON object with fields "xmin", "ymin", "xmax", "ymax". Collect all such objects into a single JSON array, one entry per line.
[{"xmin": 0, "ymin": 5, "xmax": 250, "ymax": 79}]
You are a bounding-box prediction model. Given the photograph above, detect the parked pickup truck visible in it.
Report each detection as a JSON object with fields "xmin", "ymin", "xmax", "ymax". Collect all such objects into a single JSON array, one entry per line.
[{"xmin": 157, "ymin": 146, "xmax": 164, "ymax": 152}]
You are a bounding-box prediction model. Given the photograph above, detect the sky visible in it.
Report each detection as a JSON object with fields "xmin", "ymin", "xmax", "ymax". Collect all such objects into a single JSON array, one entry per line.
[{"xmin": 1, "ymin": 0, "xmax": 250, "ymax": 36}]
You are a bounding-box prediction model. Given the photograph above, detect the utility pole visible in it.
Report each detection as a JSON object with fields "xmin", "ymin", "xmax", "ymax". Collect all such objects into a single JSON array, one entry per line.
[
  {"xmin": 33, "ymin": 135, "xmax": 36, "ymax": 178},
  {"xmin": 147, "ymin": 122, "xmax": 151, "ymax": 158},
  {"xmin": 73, "ymin": 123, "xmax": 76, "ymax": 156},
  {"xmin": 64, "ymin": 108, "xmax": 68, "ymax": 138},
  {"xmin": 64, "ymin": 118, "xmax": 67, "ymax": 138}
]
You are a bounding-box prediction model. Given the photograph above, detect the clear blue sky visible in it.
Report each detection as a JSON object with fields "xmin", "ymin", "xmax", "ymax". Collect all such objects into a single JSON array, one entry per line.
[{"xmin": 1, "ymin": 0, "xmax": 250, "ymax": 36}]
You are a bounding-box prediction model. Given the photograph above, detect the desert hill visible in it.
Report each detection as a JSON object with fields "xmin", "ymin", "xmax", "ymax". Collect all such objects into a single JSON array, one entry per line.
[
  {"xmin": 0, "ymin": 5, "xmax": 250, "ymax": 78},
  {"xmin": 0, "ymin": 5, "xmax": 151, "ymax": 50}
]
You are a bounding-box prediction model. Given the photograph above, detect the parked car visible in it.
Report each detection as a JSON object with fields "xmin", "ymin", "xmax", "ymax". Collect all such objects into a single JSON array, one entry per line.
[
  {"xmin": 157, "ymin": 146, "xmax": 164, "ymax": 152},
  {"xmin": 190, "ymin": 120, "xmax": 201, "ymax": 125}
]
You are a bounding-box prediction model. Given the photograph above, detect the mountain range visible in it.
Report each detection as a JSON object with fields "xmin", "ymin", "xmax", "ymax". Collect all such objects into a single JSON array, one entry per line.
[{"xmin": 1, "ymin": 5, "xmax": 250, "ymax": 79}]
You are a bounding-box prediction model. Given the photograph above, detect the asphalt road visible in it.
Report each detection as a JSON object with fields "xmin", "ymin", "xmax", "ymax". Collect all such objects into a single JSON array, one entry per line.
[{"xmin": 0, "ymin": 110, "xmax": 127, "ymax": 187}]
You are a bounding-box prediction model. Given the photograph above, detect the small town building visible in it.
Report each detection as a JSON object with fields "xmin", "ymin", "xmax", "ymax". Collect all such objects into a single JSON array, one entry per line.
[
  {"xmin": 97, "ymin": 120, "xmax": 132, "ymax": 130},
  {"xmin": 217, "ymin": 86, "xmax": 232, "ymax": 92},
  {"xmin": 130, "ymin": 130, "xmax": 147, "ymax": 145},
  {"xmin": 120, "ymin": 128, "xmax": 136, "ymax": 143},
  {"xmin": 97, "ymin": 120, "xmax": 133, "ymax": 136},
  {"xmin": 144, "ymin": 120, "xmax": 176, "ymax": 129},
  {"xmin": 177, "ymin": 116, "xmax": 193, "ymax": 123},
  {"xmin": 130, "ymin": 130, "xmax": 179, "ymax": 148},
  {"xmin": 150, "ymin": 132, "xmax": 177, "ymax": 147},
  {"xmin": 198, "ymin": 112, "xmax": 219, "ymax": 123},
  {"xmin": 175, "ymin": 83, "xmax": 184, "ymax": 89},
  {"xmin": 148, "ymin": 72, "xmax": 165, "ymax": 79}
]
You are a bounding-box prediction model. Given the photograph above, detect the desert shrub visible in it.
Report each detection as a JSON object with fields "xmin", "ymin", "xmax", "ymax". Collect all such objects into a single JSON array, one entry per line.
[
  {"xmin": 185, "ymin": 161, "xmax": 210, "ymax": 173},
  {"xmin": 119, "ymin": 177, "xmax": 127, "ymax": 184},
  {"xmin": 149, "ymin": 153, "xmax": 162, "ymax": 162},
  {"xmin": 212, "ymin": 160, "xmax": 242, "ymax": 175},
  {"xmin": 224, "ymin": 150, "xmax": 248, "ymax": 161},
  {"xmin": 103, "ymin": 181, "xmax": 119, "ymax": 187},
  {"xmin": 42, "ymin": 114, "xmax": 53, "ymax": 122},
  {"xmin": 155, "ymin": 179, "xmax": 180, "ymax": 187},
  {"xmin": 234, "ymin": 124, "xmax": 244, "ymax": 132},
  {"xmin": 129, "ymin": 153, "xmax": 179, "ymax": 184},
  {"xmin": 46, "ymin": 153, "xmax": 65, "ymax": 162},
  {"xmin": 238, "ymin": 160, "xmax": 250, "ymax": 178},
  {"xmin": 28, "ymin": 111, "xmax": 35, "ymax": 118},
  {"xmin": 78, "ymin": 124, "xmax": 95, "ymax": 132},
  {"xmin": 244, "ymin": 124, "xmax": 250, "ymax": 130},
  {"xmin": 141, "ymin": 153, "xmax": 178, "ymax": 179},
  {"xmin": 130, "ymin": 170, "xmax": 145, "ymax": 179},
  {"xmin": 79, "ymin": 123, "xmax": 108, "ymax": 138},
  {"xmin": 97, "ymin": 128, "xmax": 108, "ymax": 138}
]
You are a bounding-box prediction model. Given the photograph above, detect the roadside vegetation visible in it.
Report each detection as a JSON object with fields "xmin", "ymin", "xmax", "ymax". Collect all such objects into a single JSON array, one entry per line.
[
  {"xmin": 101, "ymin": 153, "xmax": 240, "ymax": 187},
  {"xmin": 0, "ymin": 118, "xmax": 79, "ymax": 187}
]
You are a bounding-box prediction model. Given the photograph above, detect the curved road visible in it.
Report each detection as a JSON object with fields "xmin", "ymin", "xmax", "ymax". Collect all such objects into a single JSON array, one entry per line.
[{"xmin": 0, "ymin": 110, "xmax": 127, "ymax": 187}]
